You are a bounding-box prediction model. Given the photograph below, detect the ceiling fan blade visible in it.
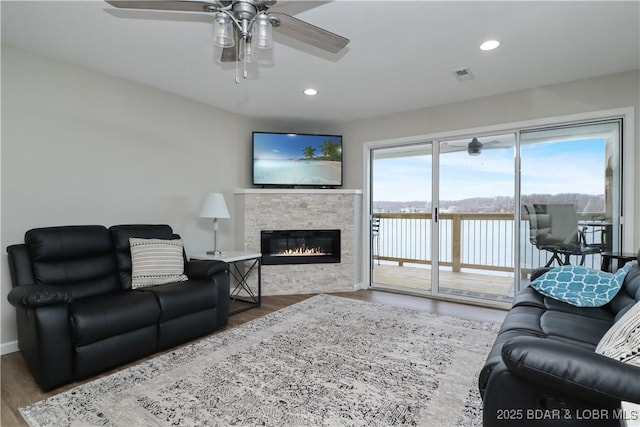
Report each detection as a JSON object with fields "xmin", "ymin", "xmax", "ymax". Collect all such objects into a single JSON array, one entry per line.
[
  {"xmin": 482, "ymin": 140, "xmax": 510, "ymax": 150},
  {"xmin": 220, "ymin": 46, "xmax": 238, "ymax": 62},
  {"xmin": 105, "ymin": 1, "xmax": 221, "ymax": 13},
  {"xmin": 269, "ymin": 12, "xmax": 349, "ymax": 54}
]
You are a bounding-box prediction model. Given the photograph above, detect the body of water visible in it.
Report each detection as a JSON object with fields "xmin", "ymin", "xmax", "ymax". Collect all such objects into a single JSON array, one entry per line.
[{"xmin": 375, "ymin": 218, "xmax": 602, "ymax": 270}]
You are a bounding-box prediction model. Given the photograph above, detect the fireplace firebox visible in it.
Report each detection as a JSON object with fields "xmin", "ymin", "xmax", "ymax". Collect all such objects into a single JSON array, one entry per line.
[{"xmin": 261, "ymin": 229, "xmax": 341, "ymax": 265}]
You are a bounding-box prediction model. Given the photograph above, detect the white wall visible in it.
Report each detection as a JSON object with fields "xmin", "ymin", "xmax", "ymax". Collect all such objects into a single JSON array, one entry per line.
[
  {"xmin": 0, "ymin": 45, "xmax": 260, "ymax": 349},
  {"xmin": 338, "ymin": 70, "xmax": 640, "ymax": 250}
]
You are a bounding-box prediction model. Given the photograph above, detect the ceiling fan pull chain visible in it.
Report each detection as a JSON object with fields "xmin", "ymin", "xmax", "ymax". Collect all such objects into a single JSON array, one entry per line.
[{"xmin": 240, "ymin": 36, "xmax": 248, "ymax": 80}]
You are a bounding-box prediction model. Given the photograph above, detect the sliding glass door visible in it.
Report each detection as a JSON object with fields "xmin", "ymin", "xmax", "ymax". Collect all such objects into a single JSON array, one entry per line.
[
  {"xmin": 370, "ymin": 143, "xmax": 433, "ymax": 293},
  {"xmin": 436, "ymin": 134, "xmax": 516, "ymax": 302},
  {"xmin": 369, "ymin": 136, "xmax": 517, "ymax": 303},
  {"xmin": 368, "ymin": 117, "xmax": 624, "ymax": 305},
  {"xmin": 519, "ymin": 120, "xmax": 622, "ymax": 275}
]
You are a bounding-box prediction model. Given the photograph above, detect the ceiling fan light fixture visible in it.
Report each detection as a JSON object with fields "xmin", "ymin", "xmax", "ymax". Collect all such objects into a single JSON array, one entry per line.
[
  {"xmin": 467, "ymin": 137, "xmax": 483, "ymax": 156},
  {"xmin": 213, "ymin": 12, "xmax": 234, "ymax": 48},
  {"xmin": 251, "ymin": 13, "xmax": 273, "ymax": 49},
  {"xmin": 239, "ymin": 38, "xmax": 255, "ymax": 63}
]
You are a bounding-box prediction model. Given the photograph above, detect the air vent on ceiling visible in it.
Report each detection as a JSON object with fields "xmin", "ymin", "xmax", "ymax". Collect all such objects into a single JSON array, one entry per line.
[{"xmin": 453, "ymin": 67, "xmax": 474, "ymax": 82}]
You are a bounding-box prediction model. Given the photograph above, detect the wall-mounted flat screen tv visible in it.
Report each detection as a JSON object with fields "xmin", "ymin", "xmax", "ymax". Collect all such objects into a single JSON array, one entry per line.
[{"xmin": 252, "ymin": 132, "xmax": 343, "ymax": 188}]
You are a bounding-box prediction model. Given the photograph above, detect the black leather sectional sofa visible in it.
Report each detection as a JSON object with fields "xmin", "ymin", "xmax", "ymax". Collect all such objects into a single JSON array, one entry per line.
[
  {"xmin": 6, "ymin": 224, "xmax": 230, "ymax": 391},
  {"xmin": 480, "ymin": 251, "xmax": 640, "ymax": 426}
]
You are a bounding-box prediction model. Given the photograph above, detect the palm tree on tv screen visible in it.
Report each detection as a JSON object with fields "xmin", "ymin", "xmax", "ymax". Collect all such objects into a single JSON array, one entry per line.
[
  {"xmin": 321, "ymin": 140, "xmax": 341, "ymax": 161},
  {"xmin": 303, "ymin": 146, "xmax": 316, "ymax": 159}
]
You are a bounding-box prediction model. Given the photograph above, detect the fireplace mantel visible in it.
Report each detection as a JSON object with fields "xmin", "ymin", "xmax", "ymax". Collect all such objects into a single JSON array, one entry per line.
[{"xmin": 234, "ymin": 189, "xmax": 363, "ymax": 295}]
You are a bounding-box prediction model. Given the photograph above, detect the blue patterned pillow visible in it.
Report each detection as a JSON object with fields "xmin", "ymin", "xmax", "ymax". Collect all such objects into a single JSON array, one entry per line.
[{"xmin": 531, "ymin": 261, "xmax": 637, "ymax": 307}]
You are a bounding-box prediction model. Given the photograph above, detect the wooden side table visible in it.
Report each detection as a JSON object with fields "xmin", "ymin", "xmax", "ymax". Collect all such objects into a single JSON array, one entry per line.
[
  {"xmin": 600, "ymin": 251, "xmax": 637, "ymax": 272},
  {"xmin": 191, "ymin": 251, "xmax": 262, "ymax": 315}
]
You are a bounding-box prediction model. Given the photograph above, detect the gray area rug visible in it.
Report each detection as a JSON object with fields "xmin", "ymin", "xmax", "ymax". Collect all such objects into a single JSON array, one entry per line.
[{"xmin": 20, "ymin": 294, "xmax": 499, "ymax": 426}]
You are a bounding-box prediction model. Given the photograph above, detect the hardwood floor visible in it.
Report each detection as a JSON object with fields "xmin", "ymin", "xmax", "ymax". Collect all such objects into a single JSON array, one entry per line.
[{"xmin": 1, "ymin": 290, "xmax": 506, "ymax": 427}]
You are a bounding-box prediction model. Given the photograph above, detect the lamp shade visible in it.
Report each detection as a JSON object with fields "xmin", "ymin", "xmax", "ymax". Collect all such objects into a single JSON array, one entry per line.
[{"xmin": 199, "ymin": 193, "xmax": 230, "ymax": 219}]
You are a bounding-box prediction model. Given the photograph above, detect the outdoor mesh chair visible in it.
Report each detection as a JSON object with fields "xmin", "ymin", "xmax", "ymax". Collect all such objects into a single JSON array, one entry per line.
[{"xmin": 525, "ymin": 203, "xmax": 602, "ymax": 267}]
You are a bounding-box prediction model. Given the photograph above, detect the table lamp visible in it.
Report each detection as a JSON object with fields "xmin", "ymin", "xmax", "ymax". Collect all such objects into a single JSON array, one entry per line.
[{"xmin": 199, "ymin": 192, "xmax": 230, "ymax": 255}]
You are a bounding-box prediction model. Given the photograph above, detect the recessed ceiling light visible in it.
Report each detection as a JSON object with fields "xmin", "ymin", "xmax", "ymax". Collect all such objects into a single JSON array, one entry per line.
[
  {"xmin": 303, "ymin": 88, "xmax": 318, "ymax": 96},
  {"xmin": 480, "ymin": 40, "xmax": 500, "ymax": 51}
]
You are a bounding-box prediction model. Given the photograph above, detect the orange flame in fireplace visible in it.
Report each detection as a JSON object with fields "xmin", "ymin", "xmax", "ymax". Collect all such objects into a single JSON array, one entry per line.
[{"xmin": 277, "ymin": 247, "xmax": 327, "ymax": 256}]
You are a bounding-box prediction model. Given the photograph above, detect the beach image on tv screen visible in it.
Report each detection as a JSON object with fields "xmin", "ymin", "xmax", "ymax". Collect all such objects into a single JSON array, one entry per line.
[{"xmin": 253, "ymin": 133, "xmax": 342, "ymax": 186}]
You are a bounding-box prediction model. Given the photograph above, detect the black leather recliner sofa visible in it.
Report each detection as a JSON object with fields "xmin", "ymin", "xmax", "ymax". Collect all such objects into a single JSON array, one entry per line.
[
  {"xmin": 480, "ymin": 251, "xmax": 640, "ymax": 426},
  {"xmin": 6, "ymin": 224, "xmax": 230, "ymax": 391}
]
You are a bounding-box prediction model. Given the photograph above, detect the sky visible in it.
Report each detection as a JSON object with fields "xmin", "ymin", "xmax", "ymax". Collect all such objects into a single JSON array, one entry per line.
[
  {"xmin": 253, "ymin": 132, "xmax": 342, "ymax": 160},
  {"xmin": 373, "ymin": 138, "xmax": 606, "ymax": 202}
]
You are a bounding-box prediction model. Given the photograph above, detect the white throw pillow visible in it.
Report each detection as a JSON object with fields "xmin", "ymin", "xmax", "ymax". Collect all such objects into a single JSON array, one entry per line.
[
  {"xmin": 596, "ymin": 300, "xmax": 640, "ymax": 367},
  {"xmin": 129, "ymin": 238, "xmax": 188, "ymax": 289}
]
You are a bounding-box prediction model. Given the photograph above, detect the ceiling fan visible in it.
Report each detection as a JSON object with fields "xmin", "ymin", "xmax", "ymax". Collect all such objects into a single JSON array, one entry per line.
[
  {"xmin": 441, "ymin": 137, "xmax": 506, "ymax": 156},
  {"xmin": 467, "ymin": 137, "xmax": 511, "ymax": 156},
  {"xmin": 105, "ymin": 1, "xmax": 349, "ymax": 79}
]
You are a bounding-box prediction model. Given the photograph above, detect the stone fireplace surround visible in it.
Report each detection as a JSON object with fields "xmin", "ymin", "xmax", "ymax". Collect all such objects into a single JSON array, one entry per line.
[{"xmin": 233, "ymin": 189, "xmax": 363, "ymax": 295}]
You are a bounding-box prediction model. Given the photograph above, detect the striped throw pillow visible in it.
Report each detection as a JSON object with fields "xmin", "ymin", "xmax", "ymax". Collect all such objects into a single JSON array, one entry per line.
[
  {"xmin": 129, "ymin": 238, "xmax": 188, "ymax": 289},
  {"xmin": 596, "ymin": 300, "xmax": 640, "ymax": 367}
]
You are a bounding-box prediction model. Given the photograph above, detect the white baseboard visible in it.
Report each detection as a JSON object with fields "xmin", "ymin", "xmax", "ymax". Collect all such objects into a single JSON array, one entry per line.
[
  {"xmin": 353, "ymin": 282, "xmax": 365, "ymax": 291},
  {"xmin": 1, "ymin": 340, "xmax": 19, "ymax": 355}
]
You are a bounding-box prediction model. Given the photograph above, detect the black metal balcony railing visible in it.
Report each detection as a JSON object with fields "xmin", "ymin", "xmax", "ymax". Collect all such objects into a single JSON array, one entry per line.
[{"xmin": 372, "ymin": 213, "xmax": 603, "ymax": 274}]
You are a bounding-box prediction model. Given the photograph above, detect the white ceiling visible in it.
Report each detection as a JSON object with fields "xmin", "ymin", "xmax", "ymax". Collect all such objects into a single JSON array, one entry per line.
[{"xmin": 2, "ymin": 1, "xmax": 639, "ymax": 126}]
